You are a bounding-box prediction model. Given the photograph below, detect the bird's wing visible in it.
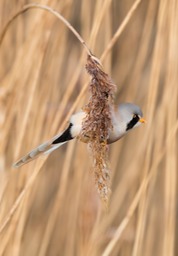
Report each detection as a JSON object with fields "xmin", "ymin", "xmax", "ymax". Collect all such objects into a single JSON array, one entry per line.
[{"xmin": 12, "ymin": 111, "xmax": 85, "ymax": 168}]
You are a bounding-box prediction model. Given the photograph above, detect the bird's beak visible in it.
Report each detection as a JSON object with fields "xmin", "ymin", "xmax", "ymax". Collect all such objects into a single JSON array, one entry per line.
[{"xmin": 139, "ymin": 117, "xmax": 146, "ymax": 123}]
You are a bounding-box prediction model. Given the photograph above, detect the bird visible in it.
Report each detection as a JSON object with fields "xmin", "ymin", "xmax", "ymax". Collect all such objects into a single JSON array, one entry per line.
[{"xmin": 13, "ymin": 103, "xmax": 145, "ymax": 168}]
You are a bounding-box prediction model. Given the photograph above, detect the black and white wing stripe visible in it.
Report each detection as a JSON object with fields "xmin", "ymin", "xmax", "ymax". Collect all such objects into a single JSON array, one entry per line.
[{"xmin": 13, "ymin": 124, "xmax": 74, "ymax": 168}]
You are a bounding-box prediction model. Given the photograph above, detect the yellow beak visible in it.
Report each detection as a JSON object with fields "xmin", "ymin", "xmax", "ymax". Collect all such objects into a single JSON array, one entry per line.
[{"xmin": 139, "ymin": 118, "xmax": 146, "ymax": 123}]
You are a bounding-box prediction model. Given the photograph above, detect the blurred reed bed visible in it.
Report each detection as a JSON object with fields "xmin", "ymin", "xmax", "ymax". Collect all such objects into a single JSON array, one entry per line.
[{"xmin": 0, "ymin": 0, "xmax": 178, "ymax": 256}]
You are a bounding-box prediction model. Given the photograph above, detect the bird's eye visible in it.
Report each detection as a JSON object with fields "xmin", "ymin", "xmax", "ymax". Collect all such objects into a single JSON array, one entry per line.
[{"xmin": 133, "ymin": 114, "xmax": 138, "ymax": 119}]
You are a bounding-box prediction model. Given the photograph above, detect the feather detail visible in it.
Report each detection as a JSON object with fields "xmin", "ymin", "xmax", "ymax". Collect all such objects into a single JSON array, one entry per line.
[{"xmin": 12, "ymin": 133, "xmax": 67, "ymax": 168}]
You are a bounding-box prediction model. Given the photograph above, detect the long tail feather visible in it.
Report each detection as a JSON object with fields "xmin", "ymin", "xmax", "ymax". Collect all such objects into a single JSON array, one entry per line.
[{"xmin": 12, "ymin": 133, "xmax": 67, "ymax": 168}]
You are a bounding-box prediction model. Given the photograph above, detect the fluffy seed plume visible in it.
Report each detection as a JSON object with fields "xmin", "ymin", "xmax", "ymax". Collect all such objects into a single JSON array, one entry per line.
[{"xmin": 80, "ymin": 55, "xmax": 116, "ymax": 206}]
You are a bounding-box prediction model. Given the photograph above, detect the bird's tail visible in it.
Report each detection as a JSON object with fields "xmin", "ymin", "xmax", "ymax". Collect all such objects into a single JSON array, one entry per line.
[{"xmin": 12, "ymin": 133, "xmax": 69, "ymax": 168}]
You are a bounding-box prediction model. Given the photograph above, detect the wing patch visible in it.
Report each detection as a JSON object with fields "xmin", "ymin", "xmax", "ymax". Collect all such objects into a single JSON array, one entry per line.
[{"xmin": 52, "ymin": 123, "xmax": 73, "ymax": 144}]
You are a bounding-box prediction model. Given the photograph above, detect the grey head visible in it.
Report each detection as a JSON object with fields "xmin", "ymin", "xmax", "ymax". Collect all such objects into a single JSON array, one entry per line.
[{"xmin": 118, "ymin": 103, "xmax": 145, "ymax": 132}]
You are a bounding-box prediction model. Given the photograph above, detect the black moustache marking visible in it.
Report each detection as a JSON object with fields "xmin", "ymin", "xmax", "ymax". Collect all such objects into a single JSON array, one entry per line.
[
  {"xmin": 126, "ymin": 115, "xmax": 140, "ymax": 131},
  {"xmin": 52, "ymin": 123, "xmax": 73, "ymax": 144}
]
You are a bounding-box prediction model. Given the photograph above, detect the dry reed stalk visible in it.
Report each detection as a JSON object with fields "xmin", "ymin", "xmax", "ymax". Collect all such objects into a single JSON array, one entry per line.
[
  {"xmin": 131, "ymin": 1, "xmax": 168, "ymax": 255},
  {"xmin": 162, "ymin": 1, "xmax": 178, "ymax": 255},
  {"xmin": 0, "ymin": 3, "xmax": 91, "ymax": 56},
  {"xmin": 1, "ymin": 0, "xmax": 178, "ymax": 256},
  {"xmin": 122, "ymin": 1, "xmax": 158, "ymax": 101},
  {"xmin": 102, "ymin": 120, "xmax": 178, "ymax": 256},
  {"xmin": 0, "ymin": 5, "xmax": 87, "ymax": 237},
  {"xmin": 33, "ymin": 2, "xmax": 114, "ymax": 253},
  {"xmin": 38, "ymin": 140, "xmax": 77, "ymax": 256},
  {"xmin": 100, "ymin": 0, "xmax": 142, "ymax": 61},
  {"xmin": 0, "ymin": 3, "xmax": 92, "ymax": 234},
  {"xmin": 50, "ymin": 0, "xmax": 143, "ymax": 130},
  {"xmin": 0, "ymin": 0, "xmax": 142, "ymax": 234},
  {"xmin": 0, "ymin": 160, "xmax": 44, "ymax": 234},
  {"xmin": 88, "ymin": 0, "xmax": 112, "ymax": 50}
]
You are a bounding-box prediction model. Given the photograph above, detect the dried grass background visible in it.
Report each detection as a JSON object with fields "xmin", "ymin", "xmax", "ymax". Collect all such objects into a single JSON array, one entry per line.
[{"xmin": 0, "ymin": 0, "xmax": 178, "ymax": 256}]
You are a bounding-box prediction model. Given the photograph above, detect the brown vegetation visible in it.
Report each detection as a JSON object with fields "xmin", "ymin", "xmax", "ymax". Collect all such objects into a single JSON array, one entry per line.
[{"xmin": 0, "ymin": 1, "xmax": 178, "ymax": 256}]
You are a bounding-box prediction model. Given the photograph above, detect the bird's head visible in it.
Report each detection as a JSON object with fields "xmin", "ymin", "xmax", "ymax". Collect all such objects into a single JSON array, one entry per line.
[{"xmin": 118, "ymin": 103, "xmax": 146, "ymax": 132}]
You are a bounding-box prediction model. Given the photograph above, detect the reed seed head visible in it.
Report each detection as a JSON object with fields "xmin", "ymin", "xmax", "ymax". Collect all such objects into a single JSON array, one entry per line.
[{"xmin": 80, "ymin": 55, "xmax": 116, "ymax": 206}]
